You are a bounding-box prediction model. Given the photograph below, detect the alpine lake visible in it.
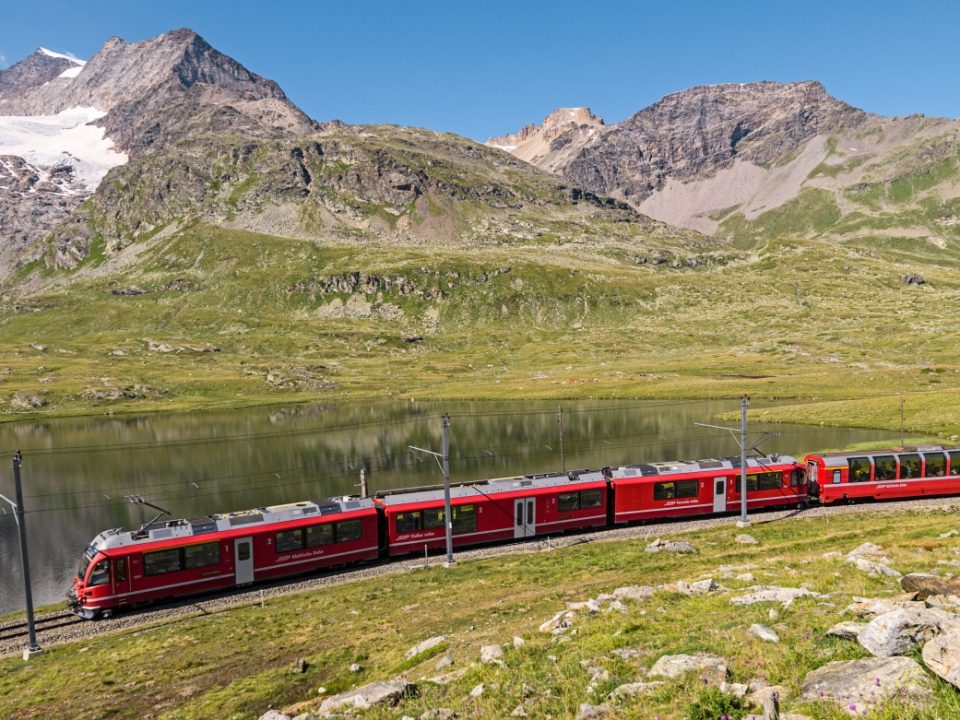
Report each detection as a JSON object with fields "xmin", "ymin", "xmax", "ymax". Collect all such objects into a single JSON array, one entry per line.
[{"xmin": 0, "ymin": 398, "xmax": 900, "ymax": 614}]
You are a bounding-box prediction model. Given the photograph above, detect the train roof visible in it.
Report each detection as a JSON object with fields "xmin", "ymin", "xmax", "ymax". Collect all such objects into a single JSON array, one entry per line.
[
  {"xmin": 609, "ymin": 454, "xmax": 798, "ymax": 479},
  {"xmin": 810, "ymin": 446, "xmax": 960, "ymax": 464},
  {"xmin": 88, "ymin": 497, "xmax": 376, "ymax": 552},
  {"xmin": 376, "ymin": 469, "xmax": 607, "ymax": 507}
]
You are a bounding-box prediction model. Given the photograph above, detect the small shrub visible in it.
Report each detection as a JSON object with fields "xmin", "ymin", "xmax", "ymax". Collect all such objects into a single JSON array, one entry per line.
[{"xmin": 686, "ymin": 686, "xmax": 747, "ymax": 720}]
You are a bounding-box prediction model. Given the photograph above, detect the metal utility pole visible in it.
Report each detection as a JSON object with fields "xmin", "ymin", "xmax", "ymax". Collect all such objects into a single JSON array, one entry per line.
[
  {"xmin": 359, "ymin": 467, "xmax": 368, "ymax": 498},
  {"xmin": 408, "ymin": 414, "xmax": 455, "ymax": 567},
  {"xmin": 0, "ymin": 451, "xmax": 42, "ymax": 659},
  {"xmin": 558, "ymin": 406, "xmax": 565, "ymax": 473},
  {"xmin": 695, "ymin": 396, "xmax": 779, "ymax": 529}
]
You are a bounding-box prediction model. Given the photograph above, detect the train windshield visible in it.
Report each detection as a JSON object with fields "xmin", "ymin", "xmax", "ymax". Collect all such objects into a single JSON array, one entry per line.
[{"xmin": 78, "ymin": 544, "xmax": 98, "ymax": 580}]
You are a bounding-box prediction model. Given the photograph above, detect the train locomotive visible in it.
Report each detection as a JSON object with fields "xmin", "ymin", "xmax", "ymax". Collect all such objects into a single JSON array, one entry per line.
[{"xmin": 68, "ymin": 445, "xmax": 960, "ymax": 619}]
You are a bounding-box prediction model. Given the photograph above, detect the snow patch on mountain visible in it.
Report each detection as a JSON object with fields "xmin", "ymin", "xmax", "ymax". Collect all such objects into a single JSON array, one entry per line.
[
  {"xmin": 0, "ymin": 106, "xmax": 127, "ymax": 190},
  {"xmin": 59, "ymin": 65, "xmax": 83, "ymax": 79},
  {"xmin": 38, "ymin": 47, "xmax": 85, "ymax": 65}
]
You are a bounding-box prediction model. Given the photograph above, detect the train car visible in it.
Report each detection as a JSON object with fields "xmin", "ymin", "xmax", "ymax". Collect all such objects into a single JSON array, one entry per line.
[
  {"xmin": 376, "ymin": 470, "xmax": 609, "ymax": 557},
  {"xmin": 67, "ymin": 497, "xmax": 378, "ymax": 619},
  {"xmin": 804, "ymin": 446, "xmax": 960, "ymax": 504},
  {"xmin": 608, "ymin": 454, "xmax": 805, "ymax": 523}
]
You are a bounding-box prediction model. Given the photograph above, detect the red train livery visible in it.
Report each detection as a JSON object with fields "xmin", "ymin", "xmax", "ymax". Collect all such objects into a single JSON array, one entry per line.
[
  {"xmin": 68, "ymin": 446, "xmax": 960, "ymax": 619},
  {"xmin": 804, "ymin": 446, "xmax": 960, "ymax": 504}
]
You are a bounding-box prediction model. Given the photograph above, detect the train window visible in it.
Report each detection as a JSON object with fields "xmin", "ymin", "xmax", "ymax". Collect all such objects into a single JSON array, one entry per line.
[
  {"xmin": 833, "ymin": 470, "xmax": 841, "ymax": 484},
  {"xmin": 752, "ymin": 472, "xmax": 782, "ymax": 491},
  {"xmin": 306, "ymin": 524, "xmax": 334, "ymax": 547},
  {"xmin": 88, "ymin": 560, "xmax": 111, "ymax": 586},
  {"xmin": 874, "ymin": 456, "xmax": 896, "ymax": 481},
  {"xmin": 453, "ymin": 505, "xmax": 476, "ymax": 534},
  {"xmin": 336, "ymin": 519, "xmax": 362, "ymax": 543},
  {"xmin": 653, "ymin": 482, "xmax": 675, "ymax": 500},
  {"xmin": 849, "ymin": 457, "xmax": 872, "ymax": 483},
  {"xmin": 144, "ymin": 548, "xmax": 183, "ymax": 576},
  {"xmin": 558, "ymin": 492, "xmax": 580, "ymax": 512},
  {"xmin": 423, "ymin": 509, "xmax": 445, "ymax": 529},
  {"xmin": 790, "ymin": 469, "xmax": 805, "ymax": 487},
  {"xmin": 581, "ymin": 489, "xmax": 603, "ymax": 508},
  {"xmin": 950, "ymin": 452, "xmax": 960, "ymax": 475},
  {"xmin": 676, "ymin": 480, "xmax": 699, "ymax": 499},
  {"xmin": 237, "ymin": 542, "xmax": 251, "ymax": 561},
  {"xmin": 275, "ymin": 530, "xmax": 303, "ymax": 553},
  {"xmin": 899, "ymin": 454, "xmax": 922, "ymax": 479},
  {"xmin": 116, "ymin": 558, "xmax": 127, "ymax": 583},
  {"xmin": 395, "ymin": 512, "xmax": 422, "ymax": 533},
  {"xmin": 184, "ymin": 542, "xmax": 220, "ymax": 568},
  {"xmin": 925, "ymin": 453, "xmax": 947, "ymax": 477}
]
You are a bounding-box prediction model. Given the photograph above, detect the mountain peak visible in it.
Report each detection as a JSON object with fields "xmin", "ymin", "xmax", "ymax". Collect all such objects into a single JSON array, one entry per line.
[{"xmin": 486, "ymin": 106, "xmax": 604, "ymax": 173}]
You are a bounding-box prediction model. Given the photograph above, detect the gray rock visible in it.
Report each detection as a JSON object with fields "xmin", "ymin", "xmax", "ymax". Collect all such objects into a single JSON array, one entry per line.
[
  {"xmin": 735, "ymin": 533, "xmax": 758, "ymax": 544},
  {"xmin": 901, "ymin": 572, "xmax": 960, "ymax": 599},
  {"xmin": 749, "ymin": 624, "xmax": 780, "ymax": 643},
  {"xmin": 846, "ymin": 555, "xmax": 901, "ymax": 578},
  {"xmin": 800, "ymin": 656, "xmax": 932, "ymax": 713},
  {"xmin": 846, "ymin": 542, "xmax": 886, "ymax": 559},
  {"xmin": 846, "ymin": 595, "xmax": 925, "ymax": 618},
  {"xmin": 258, "ymin": 712, "xmax": 291, "ymax": 720},
  {"xmin": 576, "ymin": 703, "xmax": 611, "ymax": 719},
  {"xmin": 826, "ymin": 621, "xmax": 868, "ymax": 640},
  {"xmin": 406, "ymin": 635, "xmax": 447, "ymax": 659},
  {"xmin": 512, "ymin": 636, "xmax": 525, "ymax": 648},
  {"xmin": 857, "ymin": 607, "xmax": 956, "ymax": 656},
  {"xmin": 419, "ymin": 709, "xmax": 456, "ymax": 720},
  {"xmin": 612, "ymin": 585, "xmax": 655, "ymax": 601},
  {"xmin": 648, "ymin": 653, "xmax": 728, "ymax": 684},
  {"xmin": 480, "ymin": 644, "xmax": 505, "ymax": 666},
  {"xmin": 645, "ymin": 538, "xmax": 696, "ymax": 554},
  {"xmin": 720, "ymin": 681, "xmax": 749, "ymax": 698},
  {"xmin": 469, "ymin": 683, "xmax": 484, "ymax": 698},
  {"xmin": 567, "ymin": 598, "xmax": 601, "ymax": 613},
  {"xmin": 922, "ymin": 623, "xmax": 960, "ymax": 688},
  {"xmin": 609, "ymin": 681, "xmax": 663, "ymax": 699},
  {"xmin": 539, "ymin": 610, "xmax": 575, "ymax": 633},
  {"xmin": 348, "ymin": 662, "xmax": 363, "ymax": 673},
  {"xmin": 434, "ymin": 654, "xmax": 453, "ymax": 670},
  {"xmin": 609, "ymin": 647, "xmax": 643, "ymax": 660},
  {"xmin": 730, "ymin": 585, "xmax": 824, "ymax": 607},
  {"xmin": 675, "ymin": 578, "xmax": 721, "ymax": 596},
  {"xmin": 510, "ymin": 704, "xmax": 527, "ymax": 717},
  {"xmin": 317, "ymin": 679, "xmax": 417, "ymax": 716}
]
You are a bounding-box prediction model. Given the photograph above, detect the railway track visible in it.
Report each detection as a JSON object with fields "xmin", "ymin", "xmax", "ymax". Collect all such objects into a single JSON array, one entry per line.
[{"xmin": 1, "ymin": 495, "xmax": 957, "ymax": 658}]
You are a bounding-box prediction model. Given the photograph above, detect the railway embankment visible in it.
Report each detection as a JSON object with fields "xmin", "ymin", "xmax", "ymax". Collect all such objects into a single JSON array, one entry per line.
[{"xmin": 3, "ymin": 504, "xmax": 960, "ymax": 719}]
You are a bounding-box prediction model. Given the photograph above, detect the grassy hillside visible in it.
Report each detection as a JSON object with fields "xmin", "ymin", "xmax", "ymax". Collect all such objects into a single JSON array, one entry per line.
[{"xmin": 2, "ymin": 508, "xmax": 959, "ymax": 719}]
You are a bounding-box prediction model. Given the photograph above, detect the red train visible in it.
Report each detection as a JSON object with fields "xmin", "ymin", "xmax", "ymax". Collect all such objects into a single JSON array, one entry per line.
[{"xmin": 67, "ymin": 445, "xmax": 960, "ymax": 619}]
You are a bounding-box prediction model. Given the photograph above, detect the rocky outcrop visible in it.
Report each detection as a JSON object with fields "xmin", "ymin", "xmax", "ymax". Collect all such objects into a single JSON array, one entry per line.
[
  {"xmin": 857, "ymin": 607, "xmax": 957, "ymax": 657},
  {"xmin": 731, "ymin": 585, "xmax": 824, "ymax": 607},
  {"xmin": 0, "ymin": 49, "xmax": 79, "ymax": 99},
  {"xmin": 492, "ymin": 82, "xmax": 868, "ymax": 207},
  {"xmin": 316, "ymin": 679, "xmax": 417, "ymax": 716},
  {"xmin": 921, "ymin": 624, "xmax": 960, "ymax": 688},
  {"xmin": 901, "ymin": 573, "xmax": 960, "ymax": 600},
  {"xmin": 648, "ymin": 653, "xmax": 728, "ymax": 684},
  {"xmin": 800, "ymin": 656, "xmax": 932, "ymax": 714}
]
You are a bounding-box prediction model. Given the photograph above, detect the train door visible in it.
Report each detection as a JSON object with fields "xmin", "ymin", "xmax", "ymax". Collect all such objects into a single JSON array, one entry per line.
[
  {"xmin": 713, "ymin": 477, "xmax": 727, "ymax": 513},
  {"xmin": 514, "ymin": 497, "xmax": 536, "ymax": 539},
  {"xmin": 235, "ymin": 537, "xmax": 254, "ymax": 585},
  {"xmin": 113, "ymin": 557, "xmax": 131, "ymax": 603}
]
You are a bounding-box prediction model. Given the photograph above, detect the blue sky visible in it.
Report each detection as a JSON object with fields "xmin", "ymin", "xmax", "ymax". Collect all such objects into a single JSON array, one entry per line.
[{"xmin": 2, "ymin": 0, "xmax": 959, "ymax": 140}]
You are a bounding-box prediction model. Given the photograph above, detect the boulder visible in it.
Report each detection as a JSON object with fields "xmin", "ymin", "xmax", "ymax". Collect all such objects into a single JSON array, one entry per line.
[
  {"xmin": 612, "ymin": 585, "xmax": 655, "ymax": 601},
  {"xmin": 317, "ymin": 680, "xmax": 417, "ymax": 716},
  {"xmin": 735, "ymin": 533, "xmax": 759, "ymax": 544},
  {"xmin": 826, "ymin": 621, "xmax": 868, "ymax": 640},
  {"xmin": 480, "ymin": 644, "xmax": 505, "ymax": 666},
  {"xmin": 901, "ymin": 573, "xmax": 960, "ymax": 600},
  {"xmin": 539, "ymin": 610, "xmax": 575, "ymax": 633},
  {"xmin": 576, "ymin": 703, "xmax": 611, "ymax": 719},
  {"xmin": 845, "ymin": 595, "xmax": 923, "ymax": 618},
  {"xmin": 800, "ymin": 656, "xmax": 931, "ymax": 713},
  {"xmin": 609, "ymin": 681, "xmax": 663, "ymax": 699},
  {"xmin": 434, "ymin": 654, "xmax": 453, "ymax": 670},
  {"xmin": 469, "ymin": 683, "xmax": 484, "ymax": 698},
  {"xmin": 674, "ymin": 578, "xmax": 721, "ymax": 596},
  {"xmin": 730, "ymin": 585, "xmax": 824, "ymax": 608},
  {"xmin": 648, "ymin": 653, "xmax": 728, "ymax": 684},
  {"xmin": 510, "ymin": 705, "xmax": 527, "ymax": 717},
  {"xmin": 846, "ymin": 542, "xmax": 886, "ymax": 559},
  {"xmin": 846, "ymin": 555, "xmax": 900, "ymax": 578},
  {"xmin": 567, "ymin": 598, "xmax": 602, "ymax": 613},
  {"xmin": 258, "ymin": 712, "xmax": 291, "ymax": 720},
  {"xmin": 749, "ymin": 624, "xmax": 780, "ymax": 643},
  {"xmin": 922, "ymin": 623, "xmax": 960, "ymax": 688},
  {"xmin": 857, "ymin": 607, "xmax": 956, "ymax": 657},
  {"xmin": 406, "ymin": 635, "xmax": 446, "ymax": 659},
  {"xmin": 719, "ymin": 681, "xmax": 749, "ymax": 698},
  {"xmin": 645, "ymin": 538, "xmax": 696, "ymax": 554}
]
